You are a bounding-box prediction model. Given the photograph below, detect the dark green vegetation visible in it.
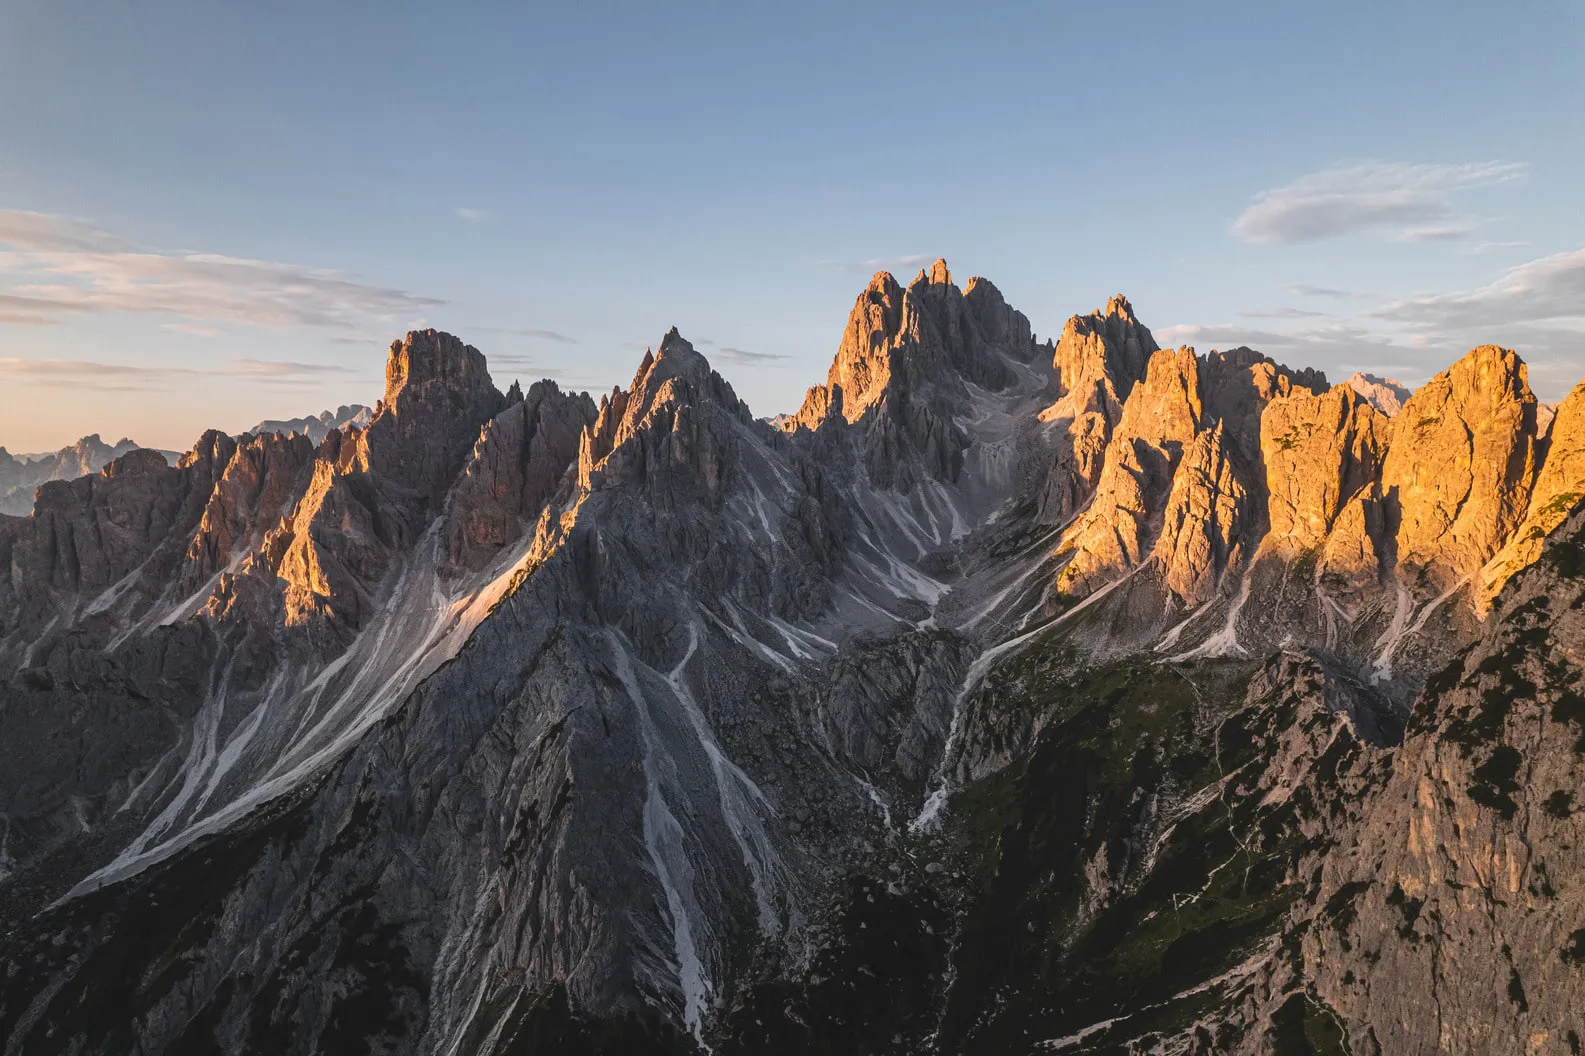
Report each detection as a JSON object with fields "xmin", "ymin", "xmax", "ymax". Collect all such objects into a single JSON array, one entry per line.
[
  {"xmin": 457, "ymin": 984, "xmax": 694, "ymax": 1056},
  {"xmin": 1265, "ymin": 991, "xmax": 1352, "ymax": 1055},
  {"xmin": 712, "ymin": 872, "xmax": 953, "ymax": 1055},
  {"xmin": 0, "ymin": 785, "xmax": 319, "ymax": 1056},
  {"xmin": 927, "ymin": 650, "xmax": 1362, "ymax": 1053}
]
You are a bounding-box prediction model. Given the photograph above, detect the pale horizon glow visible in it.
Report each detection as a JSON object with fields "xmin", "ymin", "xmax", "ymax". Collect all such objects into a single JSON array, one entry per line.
[{"xmin": 1, "ymin": 1, "xmax": 1582, "ymax": 452}]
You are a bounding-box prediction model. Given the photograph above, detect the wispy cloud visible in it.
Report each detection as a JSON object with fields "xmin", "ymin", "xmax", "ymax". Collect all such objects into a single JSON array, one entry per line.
[
  {"xmin": 1374, "ymin": 247, "xmax": 1585, "ymax": 335},
  {"xmin": 815, "ymin": 253, "xmax": 934, "ymax": 276},
  {"xmin": 0, "ymin": 356, "xmax": 361, "ymax": 390},
  {"xmin": 0, "ymin": 208, "xmax": 444, "ymax": 331},
  {"xmin": 231, "ymin": 358, "xmax": 358, "ymax": 377},
  {"xmin": 1466, "ymin": 240, "xmax": 1532, "ymax": 255},
  {"xmin": 1231, "ymin": 161, "xmax": 1526, "ymax": 245},
  {"xmin": 485, "ymin": 352, "xmax": 540, "ymax": 370},
  {"xmin": 453, "ymin": 207, "xmax": 491, "ymax": 222},
  {"xmin": 1154, "ymin": 321, "xmax": 1416, "ymax": 373},
  {"xmin": 1167, "ymin": 246, "xmax": 1585, "ymax": 400},
  {"xmin": 1284, "ymin": 283, "xmax": 1368, "ymax": 299},
  {"xmin": 715, "ymin": 346, "xmax": 790, "ymax": 365},
  {"xmin": 1237, "ymin": 307, "xmax": 1326, "ymax": 319},
  {"xmin": 0, "ymin": 209, "xmax": 131, "ymax": 252},
  {"xmin": 472, "ymin": 325, "xmax": 577, "ymax": 344},
  {"xmin": 161, "ymin": 322, "xmax": 225, "ymax": 337}
]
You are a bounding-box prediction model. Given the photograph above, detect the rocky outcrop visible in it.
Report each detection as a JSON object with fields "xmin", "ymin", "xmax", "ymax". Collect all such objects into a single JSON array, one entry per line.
[
  {"xmin": 801, "ymin": 270, "xmax": 907, "ymax": 426},
  {"xmin": 1052, "ymin": 341, "xmax": 1332, "ymax": 607},
  {"xmin": 181, "ymin": 429, "xmax": 317, "ymax": 585},
  {"xmin": 258, "ymin": 331, "xmax": 507, "ymax": 629},
  {"xmin": 1198, "ymin": 345, "xmax": 1327, "ymax": 466},
  {"xmin": 0, "ymin": 440, "xmax": 232, "ymax": 659}
]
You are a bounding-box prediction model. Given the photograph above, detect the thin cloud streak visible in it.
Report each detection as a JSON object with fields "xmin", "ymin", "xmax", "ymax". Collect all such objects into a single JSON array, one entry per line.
[
  {"xmin": 715, "ymin": 346, "xmax": 790, "ymax": 365},
  {"xmin": 1284, "ymin": 283, "xmax": 1369, "ymax": 299},
  {"xmin": 1232, "ymin": 161, "xmax": 1526, "ymax": 245},
  {"xmin": 0, "ymin": 356, "xmax": 364, "ymax": 390},
  {"xmin": 1238, "ymin": 307, "xmax": 1326, "ymax": 319},
  {"xmin": 0, "ymin": 208, "xmax": 444, "ymax": 331},
  {"xmin": 815, "ymin": 253, "xmax": 933, "ymax": 276},
  {"xmin": 1374, "ymin": 247, "xmax": 1585, "ymax": 332},
  {"xmin": 473, "ymin": 325, "xmax": 577, "ymax": 344}
]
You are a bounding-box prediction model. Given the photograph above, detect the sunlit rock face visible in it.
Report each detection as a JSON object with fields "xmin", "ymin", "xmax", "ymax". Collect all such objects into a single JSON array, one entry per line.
[
  {"xmin": 1260, "ymin": 383, "xmax": 1390, "ymax": 559},
  {"xmin": 1, "ymin": 268, "xmax": 1584, "ymax": 1055},
  {"xmin": 1382, "ymin": 344, "xmax": 1542, "ymax": 588}
]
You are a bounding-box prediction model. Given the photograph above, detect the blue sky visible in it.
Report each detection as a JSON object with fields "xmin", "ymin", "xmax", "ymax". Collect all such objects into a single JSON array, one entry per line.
[{"xmin": 1, "ymin": 0, "xmax": 1582, "ymax": 451}]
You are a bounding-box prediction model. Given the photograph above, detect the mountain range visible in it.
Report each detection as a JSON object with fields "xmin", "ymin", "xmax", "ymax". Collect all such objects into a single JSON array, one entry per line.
[
  {"xmin": 0, "ymin": 407, "xmax": 372, "ymax": 518},
  {"xmin": 1, "ymin": 260, "xmax": 1583, "ymax": 1054},
  {"xmin": 0, "ymin": 436, "xmax": 168, "ymax": 516}
]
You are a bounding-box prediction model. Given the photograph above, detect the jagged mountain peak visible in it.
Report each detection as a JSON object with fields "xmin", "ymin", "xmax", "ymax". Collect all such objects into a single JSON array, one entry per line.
[
  {"xmin": 910, "ymin": 256, "xmax": 953, "ymax": 288},
  {"xmin": 788, "ymin": 262, "xmax": 1036, "ymax": 436},
  {"xmin": 1045, "ymin": 293, "xmax": 1159, "ymax": 425},
  {"xmin": 574, "ymin": 331, "xmax": 751, "ymax": 495},
  {"xmin": 651, "ymin": 327, "xmax": 713, "ymax": 383},
  {"xmin": 0, "ymin": 432, "xmax": 156, "ymax": 516},
  {"xmin": 864, "ymin": 268, "xmax": 904, "ymax": 297},
  {"xmin": 1347, "ymin": 370, "xmax": 1412, "ymax": 417},
  {"xmin": 383, "ymin": 329, "xmax": 497, "ymax": 410}
]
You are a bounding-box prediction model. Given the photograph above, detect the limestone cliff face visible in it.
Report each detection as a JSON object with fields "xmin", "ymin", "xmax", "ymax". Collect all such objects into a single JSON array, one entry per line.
[
  {"xmin": 1382, "ymin": 345, "xmax": 1541, "ymax": 587},
  {"xmin": 1041, "ymin": 335, "xmax": 1570, "ymax": 684},
  {"xmin": 1260, "ymin": 384, "xmax": 1390, "ymax": 558},
  {"xmin": 1036, "ymin": 296, "xmax": 1158, "ymax": 524},
  {"xmin": 1198, "ymin": 345, "xmax": 1328, "ymax": 466},
  {"xmin": 802, "ymin": 270, "xmax": 906, "ymax": 426},
  {"xmin": 444, "ymin": 380, "xmax": 596, "ymax": 572},
  {"xmin": 254, "ymin": 330, "xmax": 510, "ymax": 629},
  {"xmin": 1478, "ymin": 377, "xmax": 1585, "ymax": 610},
  {"xmin": 371, "ymin": 329, "xmax": 507, "ymax": 506},
  {"xmin": 1057, "ymin": 345, "xmax": 1202, "ymax": 595},
  {"xmin": 0, "ymin": 441, "xmax": 231, "ymax": 664},
  {"xmin": 1052, "ymin": 341, "xmax": 1328, "ymax": 609},
  {"xmin": 181, "ymin": 430, "xmax": 317, "ymax": 586},
  {"xmin": 1150, "ymin": 423, "xmax": 1253, "ymax": 604}
]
